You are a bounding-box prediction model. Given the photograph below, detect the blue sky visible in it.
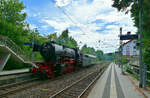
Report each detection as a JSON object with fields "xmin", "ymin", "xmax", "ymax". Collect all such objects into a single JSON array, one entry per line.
[{"xmin": 20, "ymin": 0, "xmax": 137, "ymax": 53}]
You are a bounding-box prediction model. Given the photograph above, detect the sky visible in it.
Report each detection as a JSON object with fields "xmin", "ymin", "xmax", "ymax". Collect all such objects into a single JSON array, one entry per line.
[{"xmin": 20, "ymin": 0, "xmax": 137, "ymax": 53}]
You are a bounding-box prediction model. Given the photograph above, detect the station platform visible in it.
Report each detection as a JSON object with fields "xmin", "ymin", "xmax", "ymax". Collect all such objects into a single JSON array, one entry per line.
[
  {"xmin": 0, "ymin": 69, "xmax": 29, "ymax": 76},
  {"xmin": 88, "ymin": 63, "xmax": 150, "ymax": 98}
]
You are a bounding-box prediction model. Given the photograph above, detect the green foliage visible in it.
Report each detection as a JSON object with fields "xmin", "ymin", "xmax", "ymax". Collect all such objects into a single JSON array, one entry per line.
[
  {"xmin": 49, "ymin": 30, "xmax": 104, "ymax": 61},
  {"xmin": 143, "ymin": 39, "xmax": 150, "ymax": 70},
  {"xmin": 0, "ymin": 0, "xmax": 48, "ymax": 70},
  {"xmin": 0, "ymin": 0, "xmax": 27, "ymax": 24},
  {"xmin": 49, "ymin": 32, "xmax": 57, "ymax": 41},
  {"xmin": 0, "ymin": 0, "xmax": 28, "ymax": 46},
  {"xmin": 0, "ymin": 0, "xmax": 104, "ymax": 70},
  {"xmin": 102, "ymin": 53, "xmax": 115, "ymax": 61},
  {"xmin": 121, "ymin": 56, "xmax": 128, "ymax": 64},
  {"xmin": 23, "ymin": 30, "xmax": 48, "ymax": 60},
  {"xmin": 81, "ymin": 45, "xmax": 103, "ymax": 61},
  {"xmin": 112, "ymin": 0, "xmax": 150, "ymax": 71},
  {"xmin": 61, "ymin": 29, "xmax": 69, "ymax": 38},
  {"xmin": 49, "ymin": 29, "xmax": 78, "ymax": 49},
  {"xmin": 3, "ymin": 58, "xmax": 31, "ymax": 70},
  {"xmin": 81, "ymin": 45, "xmax": 96, "ymax": 55},
  {"xmin": 34, "ymin": 52, "xmax": 44, "ymax": 61},
  {"xmin": 112, "ymin": 0, "xmax": 134, "ymax": 12}
]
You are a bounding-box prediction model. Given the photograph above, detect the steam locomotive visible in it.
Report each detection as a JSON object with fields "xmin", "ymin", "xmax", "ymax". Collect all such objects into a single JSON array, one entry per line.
[{"xmin": 31, "ymin": 41, "xmax": 96, "ymax": 79}]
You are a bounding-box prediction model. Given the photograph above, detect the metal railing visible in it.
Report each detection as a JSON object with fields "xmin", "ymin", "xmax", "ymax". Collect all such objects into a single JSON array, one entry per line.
[
  {"xmin": 127, "ymin": 64, "xmax": 150, "ymax": 83},
  {"xmin": 0, "ymin": 35, "xmax": 30, "ymax": 62}
]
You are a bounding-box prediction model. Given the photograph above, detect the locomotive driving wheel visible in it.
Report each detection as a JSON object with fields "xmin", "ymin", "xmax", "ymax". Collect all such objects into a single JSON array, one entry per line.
[
  {"xmin": 40, "ymin": 69, "xmax": 49, "ymax": 79},
  {"xmin": 52, "ymin": 64, "xmax": 62, "ymax": 77}
]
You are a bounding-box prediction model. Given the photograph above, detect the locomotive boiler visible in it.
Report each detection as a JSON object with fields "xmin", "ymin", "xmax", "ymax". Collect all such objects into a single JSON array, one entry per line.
[
  {"xmin": 40, "ymin": 42, "xmax": 78, "ymax": 62},
  {"xmin": 31, "ymin": 41, "xmax": 96, "ymax": 79}
]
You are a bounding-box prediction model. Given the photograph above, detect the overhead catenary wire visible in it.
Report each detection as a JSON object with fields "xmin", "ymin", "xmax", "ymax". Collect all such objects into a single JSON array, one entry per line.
[
  {"xmin": 50, "ymin": 0, "xmax": 120, "ymax": 51},
  {"xmin": 50, "ymin": 0, "xmax": 87, "ymax": 35}
]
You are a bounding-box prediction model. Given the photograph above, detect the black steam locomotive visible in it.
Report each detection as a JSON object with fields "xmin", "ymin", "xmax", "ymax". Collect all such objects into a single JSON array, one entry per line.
[{"xmin": 32, "ymin": 41, "xmax": 96, "ymax": 79}]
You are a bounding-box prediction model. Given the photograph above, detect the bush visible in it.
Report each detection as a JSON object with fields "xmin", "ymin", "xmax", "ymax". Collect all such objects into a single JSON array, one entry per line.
[{"xmin": 3, "ymin": 58, "xmax": 31, "ymax": 70}]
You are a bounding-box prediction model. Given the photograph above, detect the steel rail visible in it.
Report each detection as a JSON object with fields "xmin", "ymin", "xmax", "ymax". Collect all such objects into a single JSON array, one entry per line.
[
  {"xmin": 0, "ymin": 78, "xmax": 39, "ymax": 97},
  {"xmin": 0, "ymin": 73, "xmax": 32, "ymax": 86},
  {"xmin": 0, "ymin": 78, "xmax": 37, "ymax": 89},
  {"xmin": 49, "ymin": 66, "xmax": 107, "ymax": 98},
  {"xmin": 78, "ymin": 67, "xmax": 106, "ymax": 98},
  {"xmin": 49, "ymin": 72, "xmax": 95, "ymax": 98}
]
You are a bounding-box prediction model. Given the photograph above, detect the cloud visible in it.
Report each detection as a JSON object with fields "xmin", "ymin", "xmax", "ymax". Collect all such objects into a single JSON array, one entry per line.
[
  {"xmin": 41, "ymin": 25, "xmax": 49, "ymax": 30},
  {"xmin": 29, "ymin": 24, "xmax": 37, "ymax": 30},
  {"xmin": 41, "ymin": 19, "xmax": 74, "ymax": 35},
  {"xmin": 55, "ymin": 0, "xmax": 72, "ymax": 7},
  {"xmin": 24, "ymin": 0, "xmax": 137, "ymax": 53},
  {"xmin": 53, "ymin": 0, "xmax": 136, "ymax": 52}
]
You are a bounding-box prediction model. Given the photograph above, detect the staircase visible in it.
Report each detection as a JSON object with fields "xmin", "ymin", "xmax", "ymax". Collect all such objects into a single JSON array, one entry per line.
[{"xmin": 0, "ymin": 35, "xmax": 36, "ymax": 71}]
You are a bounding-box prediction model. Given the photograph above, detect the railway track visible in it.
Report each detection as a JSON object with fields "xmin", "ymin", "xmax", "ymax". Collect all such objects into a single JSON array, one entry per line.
[
  {"xmin": 0, "ymin": 77, "xmax": 39, "ymax": 97},
  {"xmin": 50, "ymin": 66, "xmax": 106, "ymax": 98},
  {"xmin": 0, "ymin": 63, "xmax": 108, "ymax": 98},
  {"xmin": 0, "ymin": 73, "xmax": 33, "ymax": 86}
]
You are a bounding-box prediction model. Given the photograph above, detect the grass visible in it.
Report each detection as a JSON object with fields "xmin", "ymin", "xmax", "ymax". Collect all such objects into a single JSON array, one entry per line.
[{"xmin": 124, "ymin": 64, "xmax": 150, "ymax": 86}]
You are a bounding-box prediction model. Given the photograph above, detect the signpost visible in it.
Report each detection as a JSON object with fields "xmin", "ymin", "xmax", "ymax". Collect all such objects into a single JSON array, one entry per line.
[
  {"xmin": 119, "ymin": 31, "xmax": 138, "ymax": 75},
  {"xmin": 24, "ymin": 43, "xmax": 32, "ymax": 45},
  {"xmin": 120, "ymin": 34, "xmax": 138, "ymax": 40}
]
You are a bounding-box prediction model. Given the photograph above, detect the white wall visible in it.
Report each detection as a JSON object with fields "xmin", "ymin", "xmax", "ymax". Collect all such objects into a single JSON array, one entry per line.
[{"xmin": 122, "ymin": 40, "xmax": 139, "ymax": 56}]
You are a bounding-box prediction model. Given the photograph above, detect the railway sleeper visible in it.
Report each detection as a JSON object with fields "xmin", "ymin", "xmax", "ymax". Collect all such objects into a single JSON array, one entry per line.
[
  {"xmin": 73, "ymin": 88, "xmax": 85, "ymax": 92},
  {"xmin": 63, "ymin": 92, "xmax": 78, "ymax": 97}
]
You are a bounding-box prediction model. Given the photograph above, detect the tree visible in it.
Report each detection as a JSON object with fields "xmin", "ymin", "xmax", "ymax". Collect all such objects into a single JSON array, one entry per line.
[
  {"xmin": 112, "ymin": 0, "xmax": 134, "ymax": 12},
  {"xmin": 0, "ymin": 0, "xmax": 48, "ymax": 69},
  {"xmin": 49, "ymin": 33, "xmax": 57, "ymax": 41},
  {"xmin": 0, "ymin": 0, "xmax": 27, "ymax": 24},
  {"xmin": 112, "ymin": 0, "xmax": 150, "ymax": 69},
  {"xmin": 48, "ymin": 29, "xmax": 78, "ymax": 49},
  {"xmin": 61, "ymin": 29, "xmax": 69, "ymax": 38},
  {"xmin": 81, "ymin": 45, "xmax": 89, "ymax": 54},
  {"xmin": 96, "ymin": 50, "xmax": 104, "ymax": 60},
  {"xmin": 0, "ymin": 0, "xmax": 28, "ymax": 46}
]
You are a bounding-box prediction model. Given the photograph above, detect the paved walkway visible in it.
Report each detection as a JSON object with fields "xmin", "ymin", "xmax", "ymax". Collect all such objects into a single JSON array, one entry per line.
[{"xmin": 87, "ymin": 63, "xmax": 150, "ymax": 98}]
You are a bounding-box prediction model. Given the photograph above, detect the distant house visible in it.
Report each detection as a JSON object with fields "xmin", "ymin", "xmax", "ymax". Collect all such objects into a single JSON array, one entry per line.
[{"xmin": 122, "ymin": 40, "xmax": 139, "ymax": 58}]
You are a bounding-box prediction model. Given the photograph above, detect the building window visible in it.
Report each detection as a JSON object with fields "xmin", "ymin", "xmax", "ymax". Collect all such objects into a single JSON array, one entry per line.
[
  {"xmin": 134, "ymin": 40, "xmax": 136, "ymax": 43},
  {"xmin": 134, "ymin": 46, "xmax": 136, "ymax": 49}
]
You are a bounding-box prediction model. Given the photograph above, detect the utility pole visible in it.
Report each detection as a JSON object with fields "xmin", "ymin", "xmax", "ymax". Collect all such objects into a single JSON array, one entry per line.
[
  {"xmin": 32, "ymin": 28, "xmax": 37, "ymax": 63},
  {"xmin": 139, "ymin": 0, "xmax": 143, "ymax": 88},
  {"xmin": 32, "ymin": 32, "xmax": 34, "ymax": 63},
  {"xmin": 119, "ymin": 27, "xmax": 123, "ymax": 74},
  {"xmin": 143, "ymin": 64, "xmax": 147, "ymax": 89}
]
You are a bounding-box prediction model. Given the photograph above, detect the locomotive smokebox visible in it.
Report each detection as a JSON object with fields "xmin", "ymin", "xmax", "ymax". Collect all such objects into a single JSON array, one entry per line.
[
  {"xmin": 40, "ymin": 42, "xmax": 56, "ymax": 62},
  {"xmin": 40, "ymin": 42, "xmax": 76, "ymax": 62}
]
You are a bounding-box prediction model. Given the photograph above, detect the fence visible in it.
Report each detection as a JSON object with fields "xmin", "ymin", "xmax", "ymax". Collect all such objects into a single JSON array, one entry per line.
[
  {"xmin": 127, "ymin": 64, "xmax": 150, "ymax": 84},
  {"xmin": 0, "ymin": 35, "xmax": 30, "ymax": 62}
]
